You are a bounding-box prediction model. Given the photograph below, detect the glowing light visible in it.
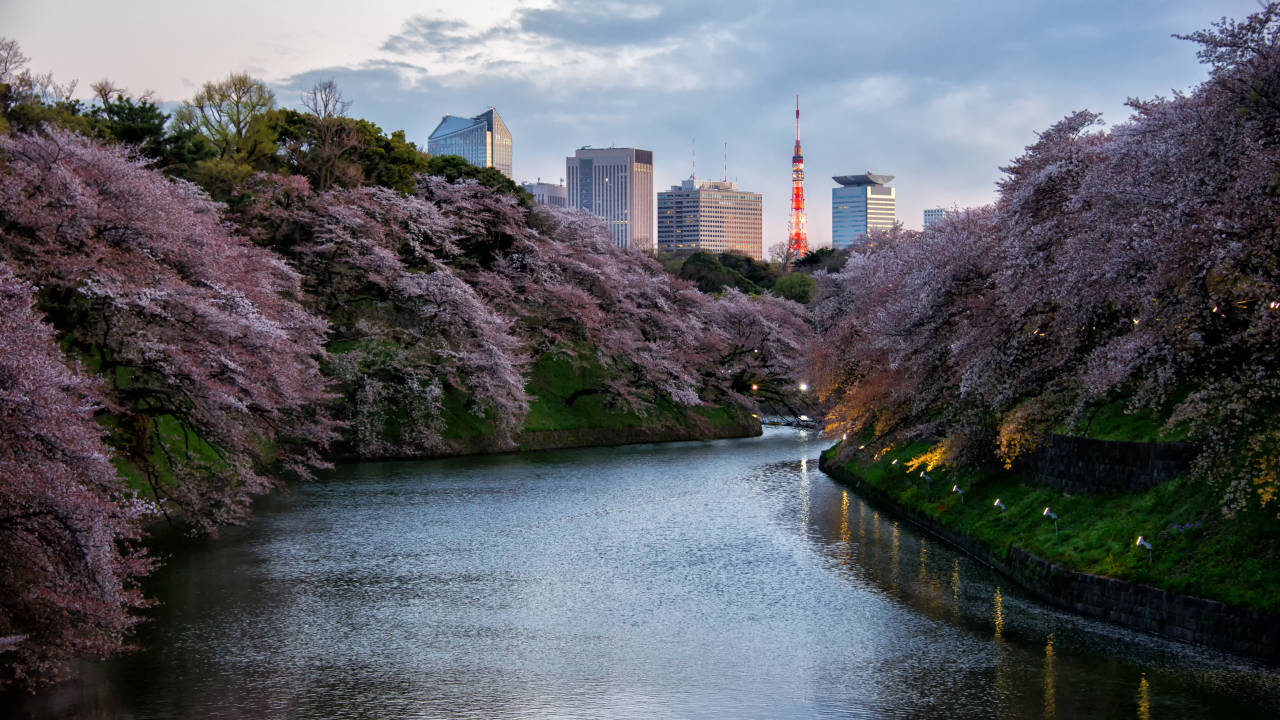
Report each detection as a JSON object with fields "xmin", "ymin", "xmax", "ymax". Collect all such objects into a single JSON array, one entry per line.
[
  {"xmin": 891, "ymin": 458, "xmax": 898, "ymax": 465},
  {"xmin": 1138, "ymin": 674, "xmax": 1150, "ymax": 720},
  {"xmin": 751, "ymin": 383, "xmax": 758, "ymax": 391},
  {"xmin": 798, "ymin": 382, "xmax": 809, "ymax": 392},
  {"xmin": 993, "ymin": 587, "xmax": 1005, "ymax": 639}
]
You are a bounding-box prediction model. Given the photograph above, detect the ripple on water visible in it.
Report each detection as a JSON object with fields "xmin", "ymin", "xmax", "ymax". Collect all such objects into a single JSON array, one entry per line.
[{"xmin": 5, "ymin": 428, "xmax": 1278, "ymax": 719}]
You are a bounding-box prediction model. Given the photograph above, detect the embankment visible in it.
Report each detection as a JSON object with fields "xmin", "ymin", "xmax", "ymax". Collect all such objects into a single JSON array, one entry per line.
[{"xmin": 819, "ymin": 447, "xmax": 1280, "ymax": 662}]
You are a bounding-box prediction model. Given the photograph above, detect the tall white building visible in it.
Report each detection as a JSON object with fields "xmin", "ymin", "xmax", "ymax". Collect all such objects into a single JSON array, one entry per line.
[
  {"xmin": 923, "ymin": 208, "xmax": 951, "ymax": 228},
  {"xmin": 832, "ymin": 172, "xmax": 896, "ymax": 249},
  {"xmin": 427, "ymin": 107, "xmax": 513, "ymax": 178},
  {"xmin": 658, "ymin": 179, "xmax": 763, "ymax": 260},
  {"xmin": 566, "ymin": 147, "xmax": 654, "ymax": 251}
]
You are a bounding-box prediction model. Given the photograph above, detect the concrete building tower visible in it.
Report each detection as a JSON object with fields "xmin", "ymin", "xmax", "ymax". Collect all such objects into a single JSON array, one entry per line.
[
  {"xmin": 658, "ymin": 179, "xmax": 763, "ymax": 260},
  {"xmin": 566, "ymin": 147, "xmax": 655, "ymax": 251},
  {"xmin": 522, "ymin": 180, "xmax": 568, "ymax": 208}
]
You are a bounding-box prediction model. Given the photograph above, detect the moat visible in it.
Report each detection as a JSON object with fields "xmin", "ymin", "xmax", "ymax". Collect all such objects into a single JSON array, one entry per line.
[{"xmin": 8, "ymin": 428, "xmax": 1278, "ymax": 718}]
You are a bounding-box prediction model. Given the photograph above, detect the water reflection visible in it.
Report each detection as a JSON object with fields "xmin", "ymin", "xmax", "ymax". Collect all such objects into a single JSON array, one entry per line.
[
  {"xmin": 6, "ymin": 428, "xmax": 1279, "ymax": 720},
  {"xmin": 1044, "ymin": 633, "xmax": 1056, "ymax": 720},
  {"xmin": 798, "ymin": 459, "xmax": 1280, "ymax": 718},
  {"xmin": 993, "ymin": 587, "xmax": 1005, "ymax": 641},
  {"xmin": 1138, "ymin": 673, "xmax": 1150, "ymax": 720}
]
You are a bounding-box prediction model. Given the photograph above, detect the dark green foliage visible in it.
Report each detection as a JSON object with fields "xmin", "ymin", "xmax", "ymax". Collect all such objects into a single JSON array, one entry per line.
[
  {"xmin": 357, "ymin": 121, "xmax": 430, "ymax": 194},
  {"xmin": 792, "ymin": 246, "xmax": 849, "ymax": 273},
  {"xmin": 678, "ymin": 251, "xmax": 761, "ymax": 294},
  {"xmin": 772, "ymin": 272, "xmax": 816, "ymax": 304},
  {"xmin": 718, "ymin": 252, "xmax": 780, "ymax": 288},
  {"xmin": 90, "ymin": 96, "xmax": 167, "ymax": 154}
]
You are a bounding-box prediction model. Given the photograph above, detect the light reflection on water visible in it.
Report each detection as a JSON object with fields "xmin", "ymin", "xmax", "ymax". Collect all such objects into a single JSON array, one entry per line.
[{"xmin": 5, "ymin": 427, "xmax": 1279, "ymax": 719}]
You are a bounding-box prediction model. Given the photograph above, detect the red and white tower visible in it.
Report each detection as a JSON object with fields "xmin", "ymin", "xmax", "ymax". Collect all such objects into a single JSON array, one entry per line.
[{"xmin": 787, "ymin": 94, "xmax": 808, "ymax": 258}]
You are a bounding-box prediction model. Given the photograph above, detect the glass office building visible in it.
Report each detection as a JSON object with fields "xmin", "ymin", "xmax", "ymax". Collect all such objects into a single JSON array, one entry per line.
[
  {"xmin": 831, "ymin": 172, "xmax": 896, "ymax": 249},
  {"xmin": 658, "ymin": 179, "xmax": 763, "ymax": 260},
  {"xmin": 427, "ymin": 107, "xmax": 513, "ymax": 178},
  {"xmin": 566, "ymin": 147, "xmax": 655, "ymax": 252}
]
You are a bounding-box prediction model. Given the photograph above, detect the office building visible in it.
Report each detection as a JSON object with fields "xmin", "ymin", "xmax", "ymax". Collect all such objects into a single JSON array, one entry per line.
[
  {"xmin": 566, "ymin": 147, "xmax": 654, "ymax": 251},
  {"xmin": 832, "ymin": 171, "xmax": 896, "ymax": 249},
  {"xmin": 658, "ymin": 178, "xmax": 763, "ymax": 260},
  {"xmin": 522, "ymin": 181, "xmax": 568, "ymax": 208},
  {"xmin": 427, "ymin": 107, "xmax": 513, "ymax": 178},
  {"xmin": 923, "ymin": 208, "xmax": 951, "ymax": 228}
]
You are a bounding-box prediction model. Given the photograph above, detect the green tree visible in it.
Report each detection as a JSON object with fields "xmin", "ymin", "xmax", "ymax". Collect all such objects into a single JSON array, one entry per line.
[
  {"xmin": 718, "ymin": 252, "xmax": 780, "ymax": 289},
  {"xmin": 772, "ymin": 272, "xmax": 816, "ymax": 304},
  {"xmin": 356, "ymin": 121, "xmax": 431, "ymax": 194},
  {"xmin": 678, "ymin": 252, "xmax": 760, "ymax": 294},
  {"xmin": 172, "ymin": 72, "xmax": 276, "ymax": 160}
]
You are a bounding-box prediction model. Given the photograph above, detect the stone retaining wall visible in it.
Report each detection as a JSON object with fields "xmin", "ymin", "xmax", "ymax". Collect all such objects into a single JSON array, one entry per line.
[
  {"xmin": 1015, "ymin": 434, "xmax": 1199, "ymax": 495},
  {"xmin": 818, "ymin": 454, "xmax": 1280, "ymax": 662}
]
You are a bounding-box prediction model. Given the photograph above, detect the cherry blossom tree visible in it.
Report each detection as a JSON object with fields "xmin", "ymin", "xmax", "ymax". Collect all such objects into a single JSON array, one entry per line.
[
  {"xmin": 0, "ymin": 128, "xmax": 337, "ymax": 533},
  {"xmin": 0, "ymin": 263, "xmax": 153, "ymax": 689},
  {"xmin": 814, "ymin": 4, "xmax": 1280, "ymax": 516},
  {"xmin": 236, "ymin": 174, "xmax": 529, "ymax": 456}
]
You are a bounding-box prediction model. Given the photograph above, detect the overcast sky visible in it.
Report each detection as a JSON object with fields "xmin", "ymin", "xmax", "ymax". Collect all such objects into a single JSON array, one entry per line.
[{"xmin": 2, "ymin": 0, "xmax": 1259, "ymax": 248}]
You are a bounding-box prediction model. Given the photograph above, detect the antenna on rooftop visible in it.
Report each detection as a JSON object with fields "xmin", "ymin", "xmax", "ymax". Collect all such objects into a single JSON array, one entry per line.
[
  {"xmin": 723, "ymin": 141, "xmax": 728, "ymax": 183},
  {"xmin": 691, "ymin": 137, "xmax": 696, "ymax": 182}
]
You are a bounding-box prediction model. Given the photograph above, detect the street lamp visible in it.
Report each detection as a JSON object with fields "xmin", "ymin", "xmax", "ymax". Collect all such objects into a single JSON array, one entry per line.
[
  {"xmin": 952, "ymin": 485, "xmax": 964, "ymax": 503},
  {"xmin": 1043, "ymin": 507, "xmax": 1059, "ymax": 534},
  {"xmin": 994, "ymin": 498, "xmax": 1006, "ymax": 520},
  {"xmin": 798, "ymin": 382, "xmax": 809, "ymax": 392},
  {"xmin": 1136, "ymin": 536, "xmax": 1153, "ymax": 564}
]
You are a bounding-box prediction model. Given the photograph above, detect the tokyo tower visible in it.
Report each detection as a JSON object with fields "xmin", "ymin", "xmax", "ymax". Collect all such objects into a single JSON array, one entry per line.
[{"xmin": 787, "ymin": 94, "xmax": 808, "ymax": 258}]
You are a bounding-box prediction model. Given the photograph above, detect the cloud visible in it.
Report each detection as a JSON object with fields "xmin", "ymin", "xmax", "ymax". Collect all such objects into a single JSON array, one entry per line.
[
  {"xmin": 513, "ymin": 0, "xmax": 736, "ymax": 48},
  {"xmin": 381, "ymin": 17, "xmax": 495, "ymax": 57},
  {"xmin": 271, "ymin": 0, "xmax": 1258, "ymax": 244}
]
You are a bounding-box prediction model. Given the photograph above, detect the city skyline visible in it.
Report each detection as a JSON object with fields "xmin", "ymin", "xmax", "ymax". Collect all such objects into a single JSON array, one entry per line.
[{"xmin": 1, "ymin": 0, "xmax": 1259, "ymax": 248}]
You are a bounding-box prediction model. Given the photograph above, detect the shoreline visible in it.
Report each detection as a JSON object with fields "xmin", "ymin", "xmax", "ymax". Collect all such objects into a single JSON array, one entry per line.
[{"xmin": 818, "ymin": 452, "xmax": 1280, "ymax": 663}]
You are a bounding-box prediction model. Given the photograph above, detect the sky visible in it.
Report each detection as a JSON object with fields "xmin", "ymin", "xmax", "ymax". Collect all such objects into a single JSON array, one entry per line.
[{"xmin": 1, "ymin": 0, "xmax": 1261, "ymax": 250}]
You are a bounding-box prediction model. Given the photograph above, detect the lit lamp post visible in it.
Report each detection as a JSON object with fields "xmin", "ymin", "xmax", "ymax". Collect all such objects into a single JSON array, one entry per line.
[
  {"xmin": 1136, "ymin": 536, "xmax": 1153, "ymax": 564},
  {"xmin": 952, "ymin": 485, "xmax": 964, "ymax": 503},
  {"xmin": 994, "ymin": 498, "xmax": 1006, "ymax": 520},
  {"xmin": 1043, "ymin": 507, "xmax": 1059, "ymax": 534},
  {"xmin": 920, "ymin": 471, "xmax": 931, "ymax": 488}
]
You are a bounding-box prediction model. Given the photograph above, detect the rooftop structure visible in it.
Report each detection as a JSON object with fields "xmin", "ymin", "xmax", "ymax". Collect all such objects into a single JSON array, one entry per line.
[{"xmin": 832, "ymin": 170, "xmax": 897, "ymax": 249}]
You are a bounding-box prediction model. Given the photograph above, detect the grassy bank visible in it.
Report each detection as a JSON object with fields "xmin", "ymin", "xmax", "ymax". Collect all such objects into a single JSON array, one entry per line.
[
  {"xmin": 521, "ymin": 350, "xmax": 751, "ymax": 437},
  {"xmin": 822, "ymin": 440, "xmax": 1280, "ymax": 613}
]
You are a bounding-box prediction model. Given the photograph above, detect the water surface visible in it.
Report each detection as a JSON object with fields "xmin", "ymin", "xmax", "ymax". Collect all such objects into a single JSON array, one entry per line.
[{"xmin": 7, "ymin": 428, "xmax": 1278, "ymax": 718}]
